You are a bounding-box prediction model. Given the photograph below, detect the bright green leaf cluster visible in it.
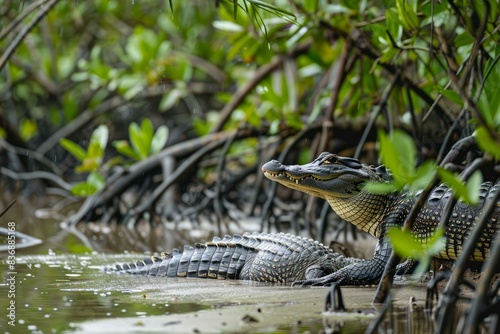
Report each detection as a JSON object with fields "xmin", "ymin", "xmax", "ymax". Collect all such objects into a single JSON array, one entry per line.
[
  {"xmin": 60, "ymin": 125, "xmax": 109, "ymax": 173},
  {"xmin": 159, "ymin": 82, "xmax": 188, "ymax": 112},
  {"xmin": 59, "ymin": 125, "xmax": 109, "ymax": 196},
  {"xmin": 365, "ymin": 130, "xmax": 436, "ymax": 193},
  {"xmin": 435, "ymin": 88, "xmax": 464, "ymax": 107},
  {"xmin": 395, "ymin": 0, "xmax": 419, "ymax": 31},
  {"xmin": 388, "ymin": 227, "xmax": 446, "ymax": 277},
  {"xmin": 113, "ymin": 118, "xmax": 169, "ymax": 161},
  {"xmin": 436, "ymin": 168, "xmax": 483, "ymax": 205},
  {"xmin": 20, "ymin": 118, "xmax": 38, "ymax": 141},
  {"xmin": 476, "ymin": 127, "xmax": 500, "ymax": 160},
  {"xmin": 71, "ymin": 172, "xmax": 105, "ymax": 197},
  {"xmin": 479, "ymin": 51, "xmax": 500, "ymax": 128}
]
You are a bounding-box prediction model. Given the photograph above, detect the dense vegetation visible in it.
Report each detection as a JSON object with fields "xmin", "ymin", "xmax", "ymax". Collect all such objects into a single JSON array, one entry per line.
[
  {"xmin": 1, "ymin": 0, "xmax": 497, "ymax": 225},
  {"xmin": 0, "ymin": 0, "xmax": 499, "ymax": 331}
]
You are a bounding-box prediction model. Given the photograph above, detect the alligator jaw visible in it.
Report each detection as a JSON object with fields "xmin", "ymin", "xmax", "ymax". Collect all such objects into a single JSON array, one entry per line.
[
  {"xmin": 262, "ymin": 169, "xmax": 327, "ymax": 198},
  {"xmin": 261, "ymin": 157, "xmax": 368, "ymax": 199}
]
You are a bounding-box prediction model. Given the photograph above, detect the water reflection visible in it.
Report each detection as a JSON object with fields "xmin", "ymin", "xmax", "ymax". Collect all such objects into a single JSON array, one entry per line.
[{"xmin": 0, "ymin": 253, "xmax": 210, "ymax": 333}]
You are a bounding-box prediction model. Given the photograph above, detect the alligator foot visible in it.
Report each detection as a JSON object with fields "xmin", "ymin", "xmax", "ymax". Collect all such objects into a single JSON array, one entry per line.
[
  {"xmin": 395, "ymin": 258, "xmax": 419, "ymax": 275},
  {"xmin": 292, "ymin": 273, "xmax": 344, "ymax": 287}
]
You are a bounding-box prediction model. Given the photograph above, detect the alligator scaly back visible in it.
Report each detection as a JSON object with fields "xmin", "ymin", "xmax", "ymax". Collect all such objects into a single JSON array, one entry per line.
[{"xmin": 108, "ymin": 232, "xmax": 357, "ymax": 283}]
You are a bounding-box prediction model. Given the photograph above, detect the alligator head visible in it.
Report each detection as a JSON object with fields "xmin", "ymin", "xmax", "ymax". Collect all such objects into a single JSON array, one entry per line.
[
  {"xmin": 262, "ymin": 152, "xmax": 390, "ymax": 199},
  {"xmin": 262, "ymin": 152, "xmax": 392, "ymax": 237}
]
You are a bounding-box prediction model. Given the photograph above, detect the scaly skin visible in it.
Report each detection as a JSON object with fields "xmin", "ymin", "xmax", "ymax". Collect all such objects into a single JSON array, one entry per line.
[
  {"xmin": 109, "ymin": 232, "xmax": 358, "ymax": 283},
  {"xmin": 262, "ymin": 152, "xmax": 500, "ymax": 286}
]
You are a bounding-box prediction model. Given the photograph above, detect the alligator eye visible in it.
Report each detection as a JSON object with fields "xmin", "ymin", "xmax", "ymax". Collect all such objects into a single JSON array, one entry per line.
[{"xmin": 320, "ymin": 154, "xmax": 338, "ymax": 165}]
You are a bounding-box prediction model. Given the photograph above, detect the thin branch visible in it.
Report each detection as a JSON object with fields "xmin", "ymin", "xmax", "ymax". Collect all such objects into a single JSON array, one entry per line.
[
  {"xmin": 36, "ymin": 95, "xmax": 124, "ymax": 155},
  {"xmin": 319, "ymin": 21, "xmax": 452, "ymax": 124},
  {"xmin": 0, "ymin": 0, "xmax": 49, "ymax": 41},
  {"xmin": 64, "ymin": 130, "xmax": 245, "ymax": 225},
  {"xmin": 0, "ymin": 167, "xmax": 71, "ymax": 191},
  {"xmin": 211, "ymin": 42, "xmax": 311, "ymax": 133},
  {"xmin": 354, "ymin": 72, "xmax": 400, "ymax": 159},
  {"xmin": 9, "ymin": 55, "xmax": 61, "ymax": 94},
  {"xmin": 0, "ymin": 0, "xmax": 60, "ymax": 71},
  {"xmin": 36, "ymin": 83, "xmax": 219, "ymax": 155},
  {"xmin": 325, "ymin": 37, "xmax": 352, "ymax": 121},
  {"xmin": 129, "ymin": 131, "xmax": 240, "ymax": 220},
  {"xmin": 0, "ymin": 138, "xmax": 63, "ymax": 175}
]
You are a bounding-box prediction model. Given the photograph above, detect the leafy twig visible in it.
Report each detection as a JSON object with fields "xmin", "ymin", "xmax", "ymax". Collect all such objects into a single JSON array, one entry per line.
[{"xmin": 211, "ymin": 42, "xmax": 310, "ymax": 133}]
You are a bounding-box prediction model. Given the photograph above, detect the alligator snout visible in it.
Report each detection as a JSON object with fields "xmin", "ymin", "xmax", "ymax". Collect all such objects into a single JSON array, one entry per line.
[{"xmin": 261, "ymin": 160, "xmax": 283, "ymax": 173}]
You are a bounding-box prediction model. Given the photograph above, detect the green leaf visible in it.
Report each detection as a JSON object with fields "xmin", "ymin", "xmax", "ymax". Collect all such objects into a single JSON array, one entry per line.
[
  {"xmin": 20, "ymin": 118, "xmax": 38, "ymax": 141},
  {"xmin": 71, "ymin": 181, "xmax": 98, "ymax": 196},
  {"xmin": 378, "ymin": 129, "xmax": 416, "ymax": 186},
  {"xmin": 364, "ymin": 181, "xmax": 399, "ymax": 194},
  {"xmin": 76, "ymin": 157, "xmax": 100, "ymax": 173},
  {"xmin": 437, "ymin": 167, "xmax": 467, "ymax": 195},
  {"xmin": 60, "ymin": 138, "xmax": 87, "ymax": 162},
  {"xmin": 385, "ymin": 8, "xmax": 402, "ymax": 42},
  {"xmin": 481, "ymin": 49, "xmax": 500, "ymax": 127},
  {"xmin": 396, "ymin": 0, "xmax": 419, "ymax": 30},
  {"xmin": 212, "ymin": 20, "xmax": 244, "ymax": 32},
  {"xmin": 159, "ymin": 88, "xmax": 185, "ymax": 112},
  {"xmin": 151, "ymin": 125, "xmax": 169, "ymax": 154},
  {"xmin": 380, "ymin": 46, "xmax": 400, "ymax": 64},
  {"xmin": 87, "ymin": 140, "xmax": 103, "ymax": 160},
  {"xmin": 465, "ymin": 171, "xmax": 483, "ymax": 206},
  {"xmin": 140, "ymin": 118, "xmax": 154, "ymax": 147},
  {"xmin": 90, "ymin": 124, "xmax": 109, "ymax": 153},
  {"xmin": 389, "ymin": 226, "xmax": 445, "ymax": 278},
  {"xmin": 304, "ymin": 0, "xmax": 318, "ymax": 12},
  {"xmin": 476, "ymin": 127, "xmax": 500, "ymax": 160},
  {"xmin": 129, "ymin": 122, "xmax": 149, "ymax": 159},
  {"xmin": 437, "ymin": 167, "xmax": 481, "ymax": 205},
  {"xmin": 113, "ymin": 140, "xmax": 142, "ymax": 160},
  {"xmin": 387, "ymin": 227, "xmax": 423, "ymax": 258},
  {"xmin": 413, "ymin": 258, "xmax": 431, "ymax": 277},
  {"xmin": 284, "ymin": 112, "xmax": 303, "ymax": 130},
  {"xmin": 378, "ymin": 131, "xmax": 399, "ymax": 173},
  {"xmin": 454, "ymin": 31, "xmax": 474, "ymax": 47},
  {"xmin": 410, "ymin": 160, "xmax": 436, "ymax": 191},
  {"xmin": 87, "ymin": 171, "xmax": 105, "ymax": 190},
  {"xmin": 63, "ymin": 93, "xmax": 78, "ymax": 121},
  {"xmin": 102, "ymin": 156, "xmax": 124, "ymax": 170},
  {"xmin": 437, "ymin": 88, "xmax": 464, "ymax": 107}
]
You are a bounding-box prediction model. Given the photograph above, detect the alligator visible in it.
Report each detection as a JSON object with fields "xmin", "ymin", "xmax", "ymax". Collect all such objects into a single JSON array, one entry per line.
[
  {"xmin": 108, "ymin": 232, "xmax": 358, "ymax": 283},
  {"xmin": 262, "ymin": 152, "xmax": 500, "ymax": 286},
  {"xmin": 109, "ymin": 152, "xmax": 499, "ymax": 286}
]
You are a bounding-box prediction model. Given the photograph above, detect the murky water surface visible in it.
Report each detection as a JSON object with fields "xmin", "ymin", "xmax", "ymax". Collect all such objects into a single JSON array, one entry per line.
[{"xmin": 0, "ymin": 252, "xmax": 435, "ymax": 333}]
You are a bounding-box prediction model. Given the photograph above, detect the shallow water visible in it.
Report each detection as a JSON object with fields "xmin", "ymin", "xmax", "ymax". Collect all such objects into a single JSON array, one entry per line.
[
  {"xmin": 0, "ymin": 251, "xmax": 437, "ymax": 333},
  {"xmin": 0, "ymin": 197, "xmax": 439, "ymax": 333}
]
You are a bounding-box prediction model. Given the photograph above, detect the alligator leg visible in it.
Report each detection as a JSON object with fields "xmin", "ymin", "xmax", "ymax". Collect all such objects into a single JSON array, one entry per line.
[{"xmin": 293, "ymin": 238, "xmax": 392, "ymax": 286}]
